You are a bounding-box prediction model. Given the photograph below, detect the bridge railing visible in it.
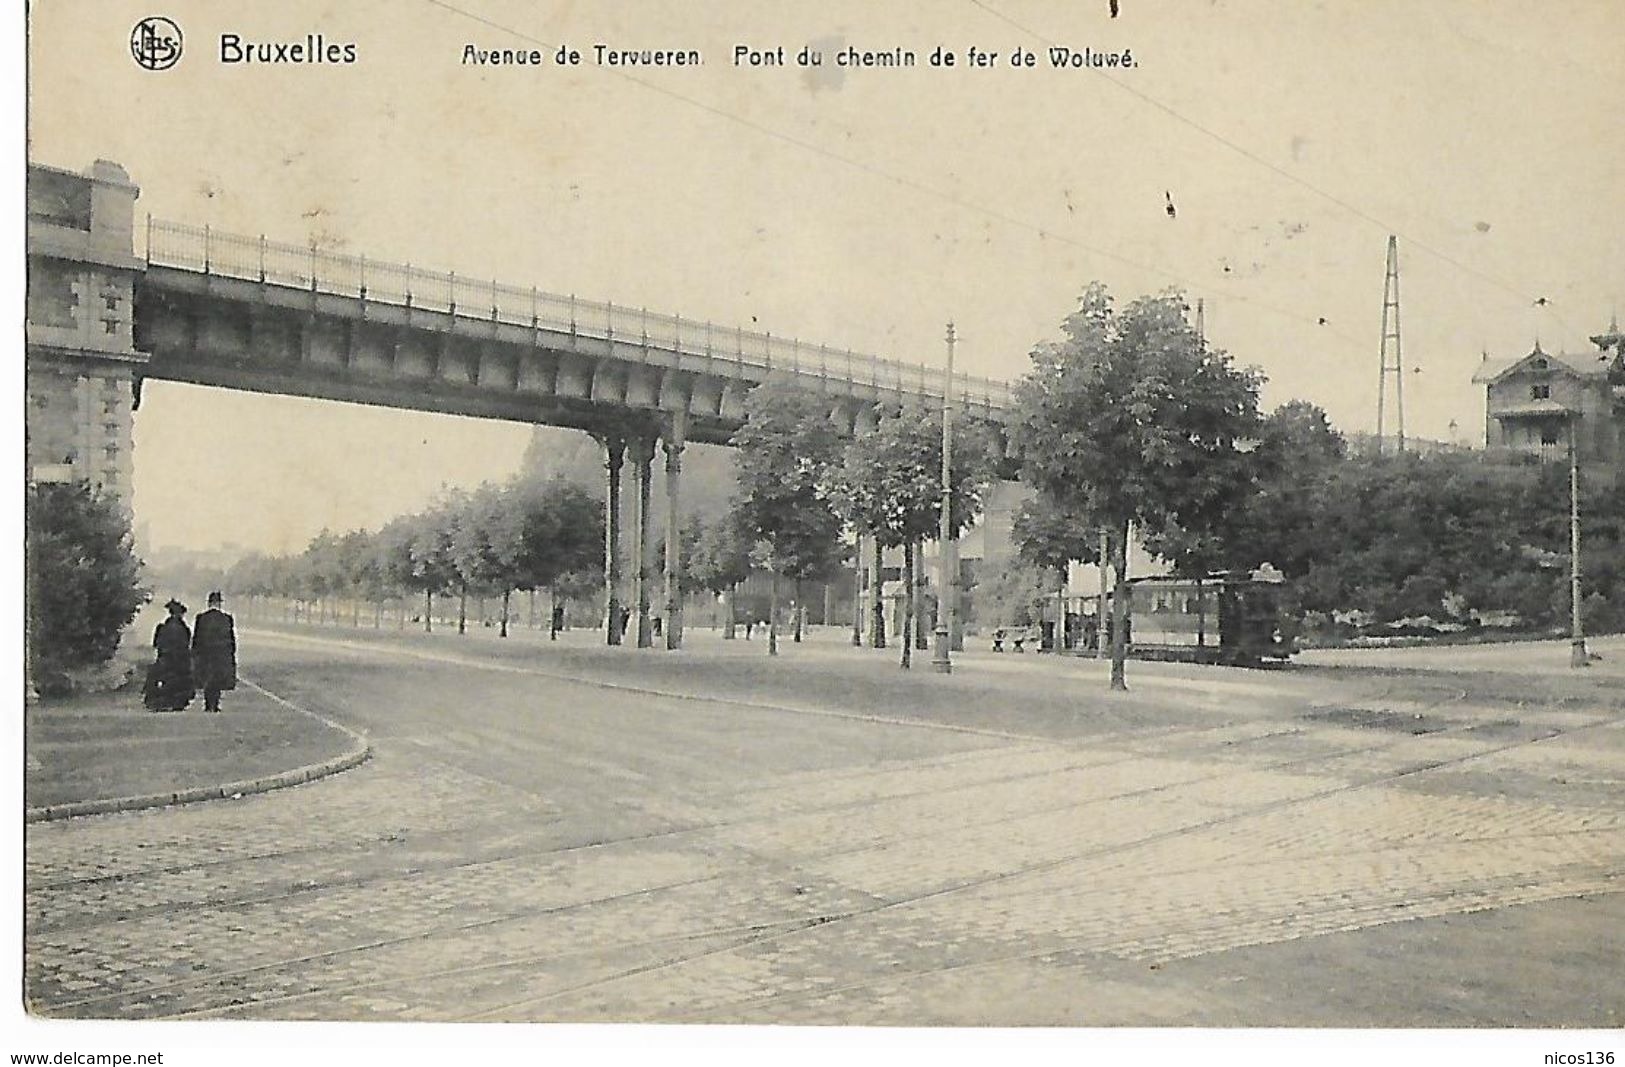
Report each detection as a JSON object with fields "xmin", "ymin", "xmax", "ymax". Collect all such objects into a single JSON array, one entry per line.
[{"xmin": 145, "ymin": 219, "xmax": 1017, "ymax": 412}]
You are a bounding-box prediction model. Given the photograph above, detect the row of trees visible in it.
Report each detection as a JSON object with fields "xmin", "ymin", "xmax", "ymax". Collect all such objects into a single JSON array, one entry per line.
[
  {"xmin": 213, "ymin": 448, "xmax": 871, "ymax": 650},
  {"xmin": 727, "ymin": 381, "xmax": 998, "ymax": 662},
  {"xmin": 213, "ymin": 391, "xmax": 1001, "ymax": 661},
  {"xmin": 211, "ymin": 389, "xmax": 1001, "ymax": 662},
  {"xmin": 224, "ymin": 474, "xmax": 605, "ymax": 638}
]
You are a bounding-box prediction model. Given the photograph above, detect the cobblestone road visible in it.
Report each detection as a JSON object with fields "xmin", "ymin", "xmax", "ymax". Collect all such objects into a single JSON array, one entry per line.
[{"xmin": 24, "ymin": 630, "xmax": 1625, "ymax": 1024}]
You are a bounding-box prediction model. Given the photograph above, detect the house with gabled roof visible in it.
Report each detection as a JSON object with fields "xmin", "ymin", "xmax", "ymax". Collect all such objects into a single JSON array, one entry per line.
[{"xmin": 1472, "ymin": 323, "xmax": 1623, "ymax": 480}]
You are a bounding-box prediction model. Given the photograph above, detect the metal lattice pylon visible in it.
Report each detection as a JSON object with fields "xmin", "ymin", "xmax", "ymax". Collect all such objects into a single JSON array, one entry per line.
[{"xmin": 1376, "ymin": 235, "xmax": 1405, "ymax": 455}]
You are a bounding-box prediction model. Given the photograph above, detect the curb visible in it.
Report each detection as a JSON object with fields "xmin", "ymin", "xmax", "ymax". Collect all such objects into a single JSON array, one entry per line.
[{"xmin": 24, "ymin": 678, "xmax": 371, "ymax": 824}]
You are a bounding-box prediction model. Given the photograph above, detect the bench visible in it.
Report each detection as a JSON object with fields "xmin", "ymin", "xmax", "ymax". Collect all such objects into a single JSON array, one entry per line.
[{"xmin": 992, "ymin": 626, "xmax": 1044, "ymax": 653}]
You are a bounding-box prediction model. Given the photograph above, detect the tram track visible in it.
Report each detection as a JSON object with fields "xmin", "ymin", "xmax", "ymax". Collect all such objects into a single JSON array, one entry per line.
[
  {"xmin": 39, "ymin": 694, "xmax": 1615, "ymax": 1021},
  {"xmin": 169, "ymin": 912, "xmax": 842, "ymax": 1021},
  {"xmin": 114, "ymin": 825, "xmax": 1625, "ymax": 1022},
  {"xmin": 28, "ymin": 635, "xmax": 1621, "ymax": 1020},
  {"xmin": 24, "ymin": 676, "xmax": 1458, "ymax": 937},
  {"xmin": 25, "ymin": 654, "xmax": 1397, "ymax": 908},
  {"xmin": 37, "ymin": 869, "xmax": 752, "ymax": 1017},
  {"xmin": 22, "ymin": 714, "xmax": 1326, "ymax": 939},
  {"xmin": 444, "ymin": 706, "xmax": 1625, "ymax": 1021},
  {"xmin": 668, "ymin": 865, "xmax": 1625, "ymax": 1024}
]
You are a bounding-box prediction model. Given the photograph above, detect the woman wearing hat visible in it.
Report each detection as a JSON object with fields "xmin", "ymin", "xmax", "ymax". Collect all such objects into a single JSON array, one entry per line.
[{"xmin": 143, "ymin": 599, "xmax": 195, "ymax": 712}]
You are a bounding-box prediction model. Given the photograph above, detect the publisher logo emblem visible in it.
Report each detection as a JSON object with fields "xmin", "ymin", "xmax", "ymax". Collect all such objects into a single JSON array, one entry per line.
[{"xmin": 130, "ymin": 16, "xmax": 183, "ymax": 70}]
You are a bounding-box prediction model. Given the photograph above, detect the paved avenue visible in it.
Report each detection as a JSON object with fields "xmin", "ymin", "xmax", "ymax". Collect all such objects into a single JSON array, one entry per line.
[{"xmin": 24, "ymin": 630, "xmax": 1625, "ymax": 1025}]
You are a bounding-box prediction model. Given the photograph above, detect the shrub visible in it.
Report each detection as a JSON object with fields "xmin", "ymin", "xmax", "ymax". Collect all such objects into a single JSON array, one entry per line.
[{"xmin": 27, "ymin": 482, "xmax": 146, "ymax": 693}]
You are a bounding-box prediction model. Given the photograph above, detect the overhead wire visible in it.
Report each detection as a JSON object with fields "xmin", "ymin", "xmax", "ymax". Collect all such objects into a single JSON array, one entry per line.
[
  {"xmin": 419, "ymin": 0, "xmax": 1376, "ymax": 358},
  {"xmin": 965, "ymin": 0, "xmax": 1590, "ymax": 346}
]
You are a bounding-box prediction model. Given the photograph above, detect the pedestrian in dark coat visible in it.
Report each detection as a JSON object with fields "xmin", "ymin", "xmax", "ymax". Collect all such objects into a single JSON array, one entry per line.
[
  {"xmin": 145, "ymin": 599, "xmax": 194, "ymax": 712},
  {"xmin": 192, "ymin": 590, "xmax": 237, "ymax": 713}
]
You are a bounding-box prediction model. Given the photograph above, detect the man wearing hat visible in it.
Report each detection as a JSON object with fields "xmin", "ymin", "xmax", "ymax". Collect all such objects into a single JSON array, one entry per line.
[
  {"xmin": 192, "ymin": 591, "xmax": 237, "ymax": 713},
  {"xmin": 144, "ymin": 599, "xmax": 194, "ymax": 712}
]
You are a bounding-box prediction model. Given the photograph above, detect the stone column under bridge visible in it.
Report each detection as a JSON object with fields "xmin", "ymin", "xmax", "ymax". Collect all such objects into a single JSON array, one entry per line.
[
  {"xmin": 598, "ymin": 432, "xmax": 625, "ymax": 645},
  {"xmin": 630, "ymin": 435, "xmax": 657, "ymax": 649},
  {"xmin": 662, "ymin": 412, "xmax": 687, "ymax": 650}
]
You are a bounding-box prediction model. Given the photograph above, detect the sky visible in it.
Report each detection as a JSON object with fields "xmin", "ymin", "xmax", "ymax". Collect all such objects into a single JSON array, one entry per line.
[{"xmin": 26, "ymin": 0, "xmax": 1625, "ymax": 554}]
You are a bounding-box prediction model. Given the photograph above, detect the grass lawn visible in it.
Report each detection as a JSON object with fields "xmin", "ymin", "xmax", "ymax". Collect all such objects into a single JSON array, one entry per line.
[{"xmin": 25, "ymin": 676, "xmax": 359, "ymax": 810}]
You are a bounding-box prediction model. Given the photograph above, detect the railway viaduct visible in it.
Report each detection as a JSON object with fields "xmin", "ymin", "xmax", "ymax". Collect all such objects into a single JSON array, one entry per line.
[{"xmin": 26, "ymin": 159, "xmax": 1022, "ymax": 651}]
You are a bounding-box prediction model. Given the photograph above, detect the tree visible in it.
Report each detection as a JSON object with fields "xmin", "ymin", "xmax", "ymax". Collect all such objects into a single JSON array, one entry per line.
[
  {"xmin": 27, "ymin": 482, "xmax": 147, "ymax": 693},
  {"xmin": 1272, "ymin": 450, "xmax": 1625, "ymax": 636},
  {"xmin": 825, "ymin": 403, "xmax": 996, "ymax": 667},
  {"xmin": 376, "ymin": 516, "xmax": 421, "ymax": 628},
  {"xmin": 338, "ymin": 531, "xmax": 393, "ymax": 628},
  {"xmin": 256, "ymin": 554, "xmax": 297, "ymax": 621},
  {"xmin": 511, "ymin": 476, "xmax": 604, "ymax": 639},
  {"xmin": 407, "ymin": 500, "xmax": 460, "ymax": 633},
  {"xmin": 546, "ymin": 568, "xmax": 605, "ymax": 636},
  {"xmin": 1011, "ymin": 488, "xmax": 1104, "ymax": 649},
  {"xmin": 223, "ymin": 551, "xmax": 277, "ymax": 620},
  {"xmin": 976, "ymin": 556, "xmax": 1056, "ymax": 632},
  {"xmin": 649, "ymin": 521, "xmax": 705, "ymax": 639},
  {"xmin": 300, "ymin": 529, "xmax": 347, "ymax": 624},
  {"xmin": 779, "ymin": 507, "xmax": 847, "ymax": 645},
  {"xmin": 450, "ymin": 483, "xmax": 528, "ymax": 637},
  {"xmin": 1149, "ymin": 399, "xmax": 1342, "ymax": 578},
  {"xmin": 688, "ymin": 510, "xmax": 755, "ymax": 638},
  {"xmin": 334, "ymin": 529, "xmax": 376, "ymax": 626},
  {"xmin": 731, "ymin": 380, "xmax": 846, "ymax": 656},
  {"xmin": 1011, "ymin": 284, "xmax": 1263, "ymax": 689}
]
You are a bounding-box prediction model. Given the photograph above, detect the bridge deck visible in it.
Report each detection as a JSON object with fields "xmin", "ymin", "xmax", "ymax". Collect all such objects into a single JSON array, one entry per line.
[{"xmin": 144, "ymin": 219, "xmax": 1015, "ymax": 413}]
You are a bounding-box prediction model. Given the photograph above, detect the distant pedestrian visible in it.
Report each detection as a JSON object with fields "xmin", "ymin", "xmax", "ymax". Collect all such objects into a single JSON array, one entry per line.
[
  {"xmin": 191, "ymin": 590, "xmax": 237, "ymax": 713},
  {"xmin": 144, "ymin": 599, "xmax": 194, "ymax": 712}
]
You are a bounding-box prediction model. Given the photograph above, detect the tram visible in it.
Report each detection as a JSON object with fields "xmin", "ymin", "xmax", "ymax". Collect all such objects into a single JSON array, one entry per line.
[{"xmin": 1074, "ymin": 565, "xmax": 1296, "ymax": 666}]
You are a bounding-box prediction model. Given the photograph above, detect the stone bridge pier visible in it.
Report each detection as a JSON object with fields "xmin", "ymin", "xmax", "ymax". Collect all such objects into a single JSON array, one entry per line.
[{"xmin": 25, "ymin": 161, "xmax": 147, "ymax": 506}]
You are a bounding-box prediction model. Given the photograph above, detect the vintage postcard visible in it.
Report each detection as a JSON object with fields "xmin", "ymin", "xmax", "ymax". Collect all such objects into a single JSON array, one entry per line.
[{"xmin": 16, "ymin": 1, "xmax": 1624, "ymax": 1063}]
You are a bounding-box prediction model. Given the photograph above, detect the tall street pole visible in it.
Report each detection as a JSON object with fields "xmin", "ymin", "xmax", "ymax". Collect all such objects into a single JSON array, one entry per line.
[
  {"xmin": 852, "ymin": 531, "xmax": 866, "ymax": 647},
  {"xmin": 1569, "ymin": 416, "xmax": 1588, "ymax": 668},
  {"xmin": 1096, "ymin": 529, "xmax": 1109, "ymax": 656},
  {"xmin": 933, "ymin": 322, "xmax": 957, "ymax": 674}
]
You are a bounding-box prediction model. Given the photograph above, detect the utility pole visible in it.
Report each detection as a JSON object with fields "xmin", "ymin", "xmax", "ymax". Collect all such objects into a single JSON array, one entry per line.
[
  {"xmin": 1096, "ymin": 529, "xmax": 1110, "ymax": 656},
  {"xmin": 932, "ymin": 322, "xmax": 957, "ymax": 674},
  {"xmin": 1569, "ymin": 416, "xmax": 1588, "ymax": 668},
  {"xmin": 851, "ymin": 532, "xmax": 865, "ymax": 647},
  {"xmin": 1377, "ymin": 235, "xmax": 1405, "ymax": 455}
]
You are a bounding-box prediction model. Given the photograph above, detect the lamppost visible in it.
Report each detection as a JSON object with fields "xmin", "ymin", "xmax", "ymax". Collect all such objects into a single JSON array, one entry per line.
[
  {"xmin": 1568, "ymin": 413, "xmax": 1588, "ymax": 668},
  {"xmin": 932, "ymin": 322, "xmax": 957, "ymax": 674}
]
